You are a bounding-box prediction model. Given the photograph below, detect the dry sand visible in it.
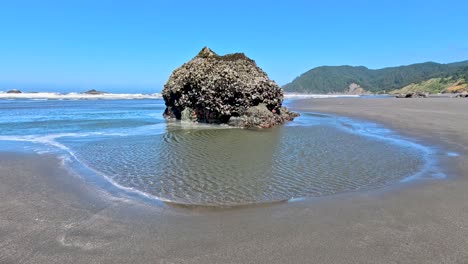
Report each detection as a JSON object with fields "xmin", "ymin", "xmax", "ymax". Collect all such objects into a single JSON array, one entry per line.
[{"xmin": 1, "ymin": 97, "xmax": 468, "ymax": 263}]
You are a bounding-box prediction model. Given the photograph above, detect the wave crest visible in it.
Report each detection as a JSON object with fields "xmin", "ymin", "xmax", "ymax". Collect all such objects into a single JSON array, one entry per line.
[{"xmin": 0, "ymin": 92, "xmax": 163, "ymax": 100}]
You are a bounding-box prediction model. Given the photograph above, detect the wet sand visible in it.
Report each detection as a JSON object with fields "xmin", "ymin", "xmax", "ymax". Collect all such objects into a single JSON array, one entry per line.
[{"xmin": 1, "ymin": 98, "xmax": 468, "ymax": 263}]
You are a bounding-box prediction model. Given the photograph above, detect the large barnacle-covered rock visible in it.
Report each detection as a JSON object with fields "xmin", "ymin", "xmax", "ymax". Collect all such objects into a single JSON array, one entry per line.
[{"xmin": 162, "ymin": 47, "xmax": 298, "ymax": 128}]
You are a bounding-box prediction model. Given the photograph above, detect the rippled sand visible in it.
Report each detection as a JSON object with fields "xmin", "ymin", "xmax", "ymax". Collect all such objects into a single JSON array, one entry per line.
[{"xmin": 71, "ymin": 113, "xmax": 431, "ymax": 206}]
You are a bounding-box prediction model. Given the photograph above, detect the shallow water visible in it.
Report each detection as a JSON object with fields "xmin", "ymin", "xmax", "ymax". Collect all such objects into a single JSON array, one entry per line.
[{"xmin": 0, "ymin": 99, "xmax": 441, "ymax": 206}]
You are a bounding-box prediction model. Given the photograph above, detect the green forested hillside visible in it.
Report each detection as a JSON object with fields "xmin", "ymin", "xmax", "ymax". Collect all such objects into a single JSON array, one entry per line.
[
  {"xmin": 283, "ymin": 61, "xmax": 468, "ymax": 94},
  {"xmin": 390, "ymin": 77, "xmax": 467, "ymax": 94}
]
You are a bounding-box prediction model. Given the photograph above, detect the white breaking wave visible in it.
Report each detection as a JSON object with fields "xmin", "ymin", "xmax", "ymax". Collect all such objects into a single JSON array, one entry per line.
[
  {"xmin": 0, "ymin": 132, "xmax": 127, "ymax": 157},
  {"xmin": 0, "ymin": 91, "xmax": 359, "ymax": 100},
  {"xmin": 284, "ymin": 93, "xmax": 360, "ymax": 99},
  {"xmin": 0, "ymin": 91, "xmax": 163, "ymax": 100}
]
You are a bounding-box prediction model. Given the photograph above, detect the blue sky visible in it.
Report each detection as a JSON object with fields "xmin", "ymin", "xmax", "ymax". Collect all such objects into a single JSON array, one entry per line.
[{"xmin": 0, "ymin": 0, "xmax": 467, "ymax": 93}]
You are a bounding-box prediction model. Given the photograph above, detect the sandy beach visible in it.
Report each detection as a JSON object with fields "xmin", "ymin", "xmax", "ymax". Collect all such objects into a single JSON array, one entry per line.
[{"xmin": 1, "ymin": 97, "xmax": 468, "ymax": 264}]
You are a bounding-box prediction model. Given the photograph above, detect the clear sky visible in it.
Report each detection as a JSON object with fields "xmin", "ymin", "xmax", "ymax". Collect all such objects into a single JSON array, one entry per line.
[{"xmin": 1, "ymin": 0, "xmax": 467, "ymax": 93}]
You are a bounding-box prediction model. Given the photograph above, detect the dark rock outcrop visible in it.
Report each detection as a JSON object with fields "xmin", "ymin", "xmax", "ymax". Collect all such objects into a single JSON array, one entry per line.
[
  {"xmin": 395, "ymin": 92, "xmax": 428, "ymax": 98},
  {"xmin": 162, "ymin": 47, "xmax": 298, "ymax": 128},
  {"xmin": 455, "ymin": 93, "xmax": 468, "ymax": 98},
  {"xmin": 84, "ymin": 89, "xmax": 106, "ymax": 95},
  {"xmin": 6, "ymin": 89, "xmax": 22, "ymax": 94}
]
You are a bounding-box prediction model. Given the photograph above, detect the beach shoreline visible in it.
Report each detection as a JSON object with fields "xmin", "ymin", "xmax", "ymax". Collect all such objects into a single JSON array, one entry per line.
[
  {"xmin": 291, "ymin": 97, "xmax": 468, "ymax": 154},
  {"xmin": 1, "ymin": 98, "xmax": 468, "ymax": 263}
]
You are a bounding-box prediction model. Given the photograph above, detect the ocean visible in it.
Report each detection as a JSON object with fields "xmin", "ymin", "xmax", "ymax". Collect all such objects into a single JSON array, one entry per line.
[{"xmin": 0, "ymin": 95, "xmax": 443, "ymax": 206}]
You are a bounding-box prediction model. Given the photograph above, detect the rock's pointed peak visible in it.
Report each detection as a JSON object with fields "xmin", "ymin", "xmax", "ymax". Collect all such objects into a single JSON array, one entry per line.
[
  {"xmin": 197, "ymin": 46, "xmax": 218, "ymax": 58},
  {"xmin": 195, "ymin": 47, "xmax": 254, "ymax": 63}
]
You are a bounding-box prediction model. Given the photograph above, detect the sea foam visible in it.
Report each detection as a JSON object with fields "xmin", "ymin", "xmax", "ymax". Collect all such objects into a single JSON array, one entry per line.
[
  {"xmin": 0, "ymin": 91, "xmax": 163, "ymax": 100},
  {"xmin": 283, "ymin": 93, "xmax": 360, "ymax": 99},
  {"xmin": 0, "ymin": 91, "xmax": 361, "ymax": 100}
]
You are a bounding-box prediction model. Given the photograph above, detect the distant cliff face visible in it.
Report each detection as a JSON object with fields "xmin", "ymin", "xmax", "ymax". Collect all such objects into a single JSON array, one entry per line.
[
  {"xmin": 345, "ymin": 83, "xmax": 367, "ymax": 95},
  {"xmin": 162, "ymin": 47, "xmax": 298, "ymax": 128},
  {"xmin": 283, "ymin": 61, "xmax": 468, "ymax": 94}
]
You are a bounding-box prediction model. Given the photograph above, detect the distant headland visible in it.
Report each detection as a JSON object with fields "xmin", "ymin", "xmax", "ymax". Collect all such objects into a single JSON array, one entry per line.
[{"xmin": 283, "ymin": 60, "xmax": 468, "ymax": 95}]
